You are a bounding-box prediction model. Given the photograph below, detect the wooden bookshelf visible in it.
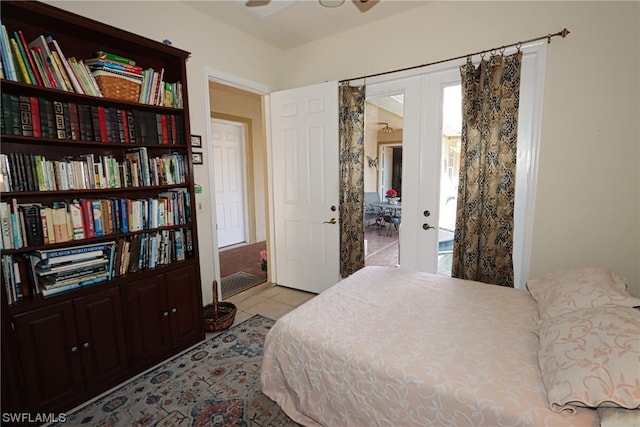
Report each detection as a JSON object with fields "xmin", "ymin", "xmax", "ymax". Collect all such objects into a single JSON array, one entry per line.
[{"xmin": 0, "ymin": 1, "xmax": 204, "ymax": 414}]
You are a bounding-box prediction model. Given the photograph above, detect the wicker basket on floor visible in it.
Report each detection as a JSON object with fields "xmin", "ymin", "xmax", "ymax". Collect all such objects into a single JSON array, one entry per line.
[
  {"xmin": 203, "ymin": 280, "xmax": 237, "ymax": 333},
  {"xmin": 93, "ymin": 71, "xmax": 141, "ymax": 102}
]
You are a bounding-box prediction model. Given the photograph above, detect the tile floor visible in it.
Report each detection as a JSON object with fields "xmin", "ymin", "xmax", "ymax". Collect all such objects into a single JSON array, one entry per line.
[{"xmin": 206, "ymin": 282, "xmax": 316, "ymax": 337}]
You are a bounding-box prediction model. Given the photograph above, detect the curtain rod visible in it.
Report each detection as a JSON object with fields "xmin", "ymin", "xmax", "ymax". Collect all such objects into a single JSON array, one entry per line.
[{"xmin": 339, "ymin": 28, "xmax": 570, "ymax": 84}]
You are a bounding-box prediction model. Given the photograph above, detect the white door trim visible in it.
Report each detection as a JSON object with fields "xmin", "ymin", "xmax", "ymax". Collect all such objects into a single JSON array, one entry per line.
[{"xmin": 203, "ymin": 67, "xmax": 275, "ymax": 301}]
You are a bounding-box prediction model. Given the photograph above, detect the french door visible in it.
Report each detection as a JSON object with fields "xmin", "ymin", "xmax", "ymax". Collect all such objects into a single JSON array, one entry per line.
[{"xmin": 269, "ymin": 42, "xmax": 545, "ymax": 289}]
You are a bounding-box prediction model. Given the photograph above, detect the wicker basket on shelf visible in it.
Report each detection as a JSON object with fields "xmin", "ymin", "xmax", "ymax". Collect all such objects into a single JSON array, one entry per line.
[
  {"xmin": 92, "ymin": 70, "xmax": 141, "ymax": 102},
  {"xmin": 203, "ymin": 280, "xmax": 237, "ymax": 333}
]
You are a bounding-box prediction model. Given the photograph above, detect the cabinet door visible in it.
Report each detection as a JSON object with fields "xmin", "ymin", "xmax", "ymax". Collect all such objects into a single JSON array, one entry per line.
[
  {"xmin": 165, "ymin": 265, "xmax": 203, "ymax": 349},
  {"xmin": 74, "ymin": 286, "xmax": 128, "ymax": 390},
  {"xmin": 13, "ymin": 301, "xmax": 83, "ymax": 411},
  {"xmin": 126, "ymin": 274, "xmax": 171, "ymax": 368}
]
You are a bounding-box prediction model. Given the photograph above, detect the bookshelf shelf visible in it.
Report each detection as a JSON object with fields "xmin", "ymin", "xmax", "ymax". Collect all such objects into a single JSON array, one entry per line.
[{"xmin": 1, "ymin": 0, "xmax": 204, "ymax": 415}]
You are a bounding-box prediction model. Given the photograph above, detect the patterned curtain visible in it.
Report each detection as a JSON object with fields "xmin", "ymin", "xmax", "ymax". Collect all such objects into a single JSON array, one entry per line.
[
  {"xmin": 451, "ymin": 51, "xmax": 522, "ymax": 287},
  {"xmin": 338, "ymin": 84, "xmax": 366, "ymax": 277}
]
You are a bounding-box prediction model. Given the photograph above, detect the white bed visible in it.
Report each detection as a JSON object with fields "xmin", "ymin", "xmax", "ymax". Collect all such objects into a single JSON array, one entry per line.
[{"xmin": 261, "ymin": 266, "xmax": 640, "ymax": 427}]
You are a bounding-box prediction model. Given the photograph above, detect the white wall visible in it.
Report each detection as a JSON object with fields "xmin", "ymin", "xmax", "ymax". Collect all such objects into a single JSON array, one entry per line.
[{"xmin": 46, "ymin": 1, "xmax": 639, "ymax": 297}]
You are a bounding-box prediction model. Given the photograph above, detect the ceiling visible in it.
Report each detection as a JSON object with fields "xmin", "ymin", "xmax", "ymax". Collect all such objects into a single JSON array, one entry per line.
[{"xmin": 182, "ymin": 0, "xmax": 428, "ymax": 50}]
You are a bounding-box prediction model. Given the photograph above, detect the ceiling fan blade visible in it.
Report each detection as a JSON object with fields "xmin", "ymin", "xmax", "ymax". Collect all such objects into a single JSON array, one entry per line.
[
  {"xmin": 353, "ymin": 0, "xmax": 379, "ymax": 13},
  {"xmin": 246, "ymin": 0, "xmax": 271, "ymax": 6}
]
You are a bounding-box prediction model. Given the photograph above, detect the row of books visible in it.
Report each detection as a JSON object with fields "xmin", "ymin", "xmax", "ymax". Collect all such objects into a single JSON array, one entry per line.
[
  {"xmin": 112, "ymin": 228, "xmax": 193, "ymax": 277},
  {"xmin": 2, "ymin": 229, "xmax": 193, "ymax": 304},
  {"xmin": 2, "ymin": 241, "xmax": 116, "ymax": 303},
  {"xmin": 0, "ymin": 22, "xmax": 183, "ymax": 107},
  {"xmin": 1, "ymin": 94, "xmax": 186, "ymax": 145},
  {"xmin": 0, "ymin": 149, "xmax": 187, "ymax": 193},
  {"xmin": 0, "ymin": 190, "xmax": 192, "ymax": 250}
]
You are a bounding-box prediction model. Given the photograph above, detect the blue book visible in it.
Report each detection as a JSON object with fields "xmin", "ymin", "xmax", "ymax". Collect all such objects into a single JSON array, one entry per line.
[
  {"xmin": 91, "ymin": 200, "xmax": 104, "ymax": 237},
  {"xmin": 119, "ymin": 198, "xmax": 129, "ymax": 233},
  {"xmin": 0, "ymin": 24, "xmax": 16, "ymax": 81},
  {"xmin": 37, "ymin": 242, "xmax": 114, "ymax": 262}
]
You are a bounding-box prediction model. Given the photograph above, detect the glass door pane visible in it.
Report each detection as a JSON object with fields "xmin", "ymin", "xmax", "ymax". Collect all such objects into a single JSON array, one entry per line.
[{"xmin": 437, "ymin": 84, "xmax": 461, "ymax": 275}]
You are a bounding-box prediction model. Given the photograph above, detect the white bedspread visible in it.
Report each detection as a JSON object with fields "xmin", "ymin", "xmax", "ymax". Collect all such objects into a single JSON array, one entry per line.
[{"xmin": 261, "ymin": 266, "xmax": 598, "ymax": 426}]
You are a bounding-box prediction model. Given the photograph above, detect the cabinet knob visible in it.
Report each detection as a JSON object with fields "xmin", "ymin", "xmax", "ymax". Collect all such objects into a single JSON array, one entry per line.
[
  {"xmin": 83, "ymin": 342, "xmax": 90, "ymax": 349},
  {"xmin": 163, "ymin": 311, "xmax": 169, "ymax": 317},
  {"xmin": 171, "ymin": 307, "xmax": 177, "ymax": 314},
  {"xmin": 71, "ymin": 346, "xmax": 78, "ymax": 352}
]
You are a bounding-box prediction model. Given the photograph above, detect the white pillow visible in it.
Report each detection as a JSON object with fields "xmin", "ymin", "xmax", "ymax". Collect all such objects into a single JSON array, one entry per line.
[
  {"xmin": 526, "ymin": 267, "xmax": 640, "ymax": 319},
  {"xmin": 537, "ymin": 305, "xmax": 640, "ymax": 413},
  {"xmin": 597, "ymin": 407, "xmax": 640, "ymax": 427}
]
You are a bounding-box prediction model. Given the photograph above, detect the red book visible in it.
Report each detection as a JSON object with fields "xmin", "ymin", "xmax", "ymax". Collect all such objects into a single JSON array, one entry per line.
[
  {"xmin": 29, "ymin": 97, "xmax": 41, "ymax": 137},
  {"xmin": 80, "ymin": 199, "xmax": 96, "ymax": 238},
  {"xmin": 160, "ymin": 115, "xmax": 169, "ymax": 144},
  {"xmin": 97, "ymin": 106, "xmax": 108, "ymax": 142},
  {"xmin": 17, "ymin": 31, "xmax": 43, "ymax": 86},
  {"xmin": 121, "ymin": 110, "xmax": 130, "ymax": 144},
  {"xmin": 30, "ymin": 46, "xmax": 58, "ymax": 89},
  {"xmin": 170, "ymin": 115, "xmax": 177, "ymax": 144}
]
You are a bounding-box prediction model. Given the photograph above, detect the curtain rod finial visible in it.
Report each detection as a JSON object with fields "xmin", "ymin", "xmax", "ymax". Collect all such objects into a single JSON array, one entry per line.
[{"xmin": 560, "ymin": 28, "xmax": 570, "ymax": 38}]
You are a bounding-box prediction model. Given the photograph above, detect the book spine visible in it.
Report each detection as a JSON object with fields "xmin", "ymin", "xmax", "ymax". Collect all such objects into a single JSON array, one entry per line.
[
  {"xmin": 95, "ymin": 50, "xmax": 137, "ymax": 66},
  {"xmin": 19, "ymin": 95, "xmax": 33, "ymax": 137},
  {"xmin": 28, "ymin": 46, "xmax": 51, "ymax": 89},
  {"xmin": 0, "ymin": 202, "xmax": 13, "ymax": 249},
  {"xmin": 48, "ymin": 37, "xmax": 84, "ymax": 94},
  {"xmin": 10, "ymin": 199, "xmax": 24, "ymax": 249},
  {"xmin": 67, "ymin": 102, "xmax": 80, "ymax": 141},
  {"xmin": 68, "ymin": 200, "xmax": 85, "ymax": 240},
  {"xmin": 53, "ymin": 101, "xmax": 66, "ymax": 139},
  {"xmin": 80, "ymin": 199, "xmax": 96, "ymax": 238},
  {"xmin": 26, "ymin": 154, "xmax": 38, "ymax": 192},
  {"xmin": 20, "ymin": 204, "xmax": 44, "ymax": 247},
  {"xmin": 91, "ymin": 200, "xmax": 104, "ymax": 237},
  {"xmin": 85, "ymin": 59, "xmax": 142, "ymax": 74},
  {"xmin": 9, "ymin": 37, "xmax": 31, "ymax": 84},
  {"xmin": 29, "ymin": 97, "xmax": 41, "ymax": 138},
  {"xmin": 37, "ymin": 97, "xmax": 50, "ymax": 139},
  {"xmin": 43, "ymin": 207, "xmax": 55, "ymax": 244},
  {"xmin": 31, "ymin": 46, "xmax": 57, "ymax": 89},
  {"xmin": 62, "ymin": 102, "xmax": 72, "ymax": 140},
  {"xmin": 16, "ymin": 31, "xmax": 42, "ymax": 86},
  {"xmin": 1, "ymin": 25, "xmax": 16, "ymax": 81},
  {"xmin": 38, "ymin": 206, "xmax": 49, "ymax": 245},
  {"xmin": 97, "ymin": 106, "xmax": 108, "ymax": 142}
]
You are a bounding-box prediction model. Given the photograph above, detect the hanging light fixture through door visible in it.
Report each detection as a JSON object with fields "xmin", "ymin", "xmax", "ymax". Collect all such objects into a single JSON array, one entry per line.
[{"xmin": 377, "ymin": 122, "xmax": 393, "ymax": 133}]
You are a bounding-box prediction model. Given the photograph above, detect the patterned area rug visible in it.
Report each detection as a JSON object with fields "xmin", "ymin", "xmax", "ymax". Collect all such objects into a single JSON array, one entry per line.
[
  {"xmin": 52, "ymin": 315, "xmax": 300, "ymax": 427},
  {"xmin": 221, "ymin": 271, "xmax": 266, "ymax": 299}
]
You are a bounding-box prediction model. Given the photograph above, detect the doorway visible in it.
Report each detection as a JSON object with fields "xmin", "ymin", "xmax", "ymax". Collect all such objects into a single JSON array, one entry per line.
[
  {"xmin": 208, "ymin": 81, "xmax": 269, "ymax": 299},
  {"xmin": 364, "ymin": 96, "xmax": 404, "ymax": 268}
]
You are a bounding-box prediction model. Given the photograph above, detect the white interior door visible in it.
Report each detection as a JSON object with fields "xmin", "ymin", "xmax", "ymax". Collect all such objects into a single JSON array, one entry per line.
[
  {"xmin": 270, "ymin": 81, "xmax": 340, "ymax": 294},
  {"xmin": 211, "ymin": 119, "xmax": 247, "ymax": 248}
]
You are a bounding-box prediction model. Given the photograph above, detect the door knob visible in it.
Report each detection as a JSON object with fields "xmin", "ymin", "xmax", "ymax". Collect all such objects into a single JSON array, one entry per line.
[
  {"xmin": 422, "ymin": 223, "xmax": 435, "ymax": 231},
  {"xmin": 323, "ymin": 218, "xmax": 337, "ymax": 224}
]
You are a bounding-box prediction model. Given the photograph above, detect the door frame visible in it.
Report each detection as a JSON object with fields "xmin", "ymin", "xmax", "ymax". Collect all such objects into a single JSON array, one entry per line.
[
  {"xmin": 360, "ymin": 40, "xmax": 547, "ymax": 287},
  {"xmin": 203, "ymin": 67, "xmax": 274, "ymax": 301}
]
